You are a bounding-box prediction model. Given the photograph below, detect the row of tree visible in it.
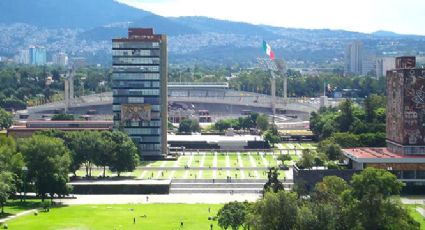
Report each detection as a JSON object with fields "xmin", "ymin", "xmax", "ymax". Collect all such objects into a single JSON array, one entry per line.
[
  {"xmin": 38, "ymin": 130, "xmax": 139, "ymax": 177},
  {"xmin": 309, "ymin": 95, "xmax": 386, "ymax": 160},
  {"xmin": 216, "ymin": 168, "xmax": 419, "ymax": 230},
  {"xmin": 213, "ymin": 113, "xmax": 269, "ymax": 132},
  {"xmin": 0, "ymin": 130, "xmax": 139, "ymax": 208}
]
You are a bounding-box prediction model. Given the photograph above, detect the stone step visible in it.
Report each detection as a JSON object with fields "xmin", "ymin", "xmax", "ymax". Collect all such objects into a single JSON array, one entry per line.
[{"xmin": 171, "ymin": 183, "xmax": 265, "ymax": 189}]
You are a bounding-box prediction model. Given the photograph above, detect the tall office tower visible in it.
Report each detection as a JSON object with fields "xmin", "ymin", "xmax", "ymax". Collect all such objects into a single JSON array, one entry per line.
[
  {"xmin": 112, "ymin": 28, "xmax": 168, "ymax": 159},
  {"xmin": 386, "ymin": 56, "xmax": 425, "ymax": 155},
  {"xmin": 29, "ymin": 46, "xmax": 47, "ymax": 65},
  {"xmin": 344, "ymin": 41, "xmax": 363, "ymax": 75},
  {"xmin": 53, "ymin": 52, "xmax": 69, "ymax": 66}
]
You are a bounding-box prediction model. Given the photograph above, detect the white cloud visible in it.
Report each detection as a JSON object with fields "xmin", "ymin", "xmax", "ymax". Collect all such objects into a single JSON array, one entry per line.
[{"xmin": 117, "ymin": 0, "xmax": 425, "ymax": 35}]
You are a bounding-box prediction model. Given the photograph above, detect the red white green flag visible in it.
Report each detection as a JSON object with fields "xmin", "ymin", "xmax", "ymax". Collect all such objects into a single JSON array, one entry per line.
[{"xmin": 262, "ymin": 40, "xmax": 275, "ymax": 60}]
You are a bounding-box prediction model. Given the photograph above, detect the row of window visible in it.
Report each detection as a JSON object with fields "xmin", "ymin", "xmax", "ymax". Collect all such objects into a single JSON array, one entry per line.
[
  {"xmin": 139, "ymin": 144, "xmax": 162, "ymax": 151},
  {"xmin": 113, "ymin": 89, "xmax": 160, "ymax": 96},
  {"xmin": 113, "ymin": 73, "xmax": 160, "ymax": 80},
  {"xmin": 113, "ymin": 66, "xmax": 160, "ymax": 72},
  {"xmin": 114, "ymin": 112, "xmax": 160, "ymax": 121},
  {"xmin": 132, "ymin": 136, "xmax": 161, "ymax": 143},
  {"xmin": 113, "ymin": 97, "xmax": 160, "ymax": 104},
  {"xmin": 113, "ymin": 57, "xmax": 160, "ymax": 65},
  {"xmin": 393, "ymin": 170, "xmax": 425, "ymax": 179},
  {"xmin": 113, "ymin": 42, "xmax": 159, "ymax": 49},
  {"xmin": 116, "ymin": 121, "xmax": 161, "ymax": 127},
  {"xmin": 124, "ymin": 128, "xmax": 161, "ymax": 135},
  {"xmin": 112, "ymin": 104, "xmax": 161, "ymax": 112},
  {"xmin": 112, "ymin": 80, "xmax": 160, "ymax": 88},
  {"xmin": 112, "ymin": 49, "xmax": 160, "ymax": 57},
  {"xmin": 169, "ymin": 90, "xmax": 226, "ymax": 97}
]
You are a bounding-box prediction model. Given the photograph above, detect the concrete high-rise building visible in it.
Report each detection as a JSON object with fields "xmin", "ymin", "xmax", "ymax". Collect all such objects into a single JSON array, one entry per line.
[
  {"xmin": 112, "ymin": 28, "xmax": 168, "ymax": 159},
  {"xmin": 29, "ymin": 46, "xmax": 47, "ymax": 65},
  {"xmin": 344, "ymin": 41, "xmax": 363, "ymax": 75},
  {"xmin": 16, "ymin": 49, "xmax": 30, "ymax": 64},
  {"xmin": 386, "ymin": 56, "xmax": 425, "ymax": 155},
  {"xmin": 361, "ymin": 54, "xmax": 376, "ymax": 76},
  {"xmin": 53, "ymin": 52, "xmax": 68, "ymax": 66},
  {"xmin": 376, "ymin": 57, "xmax": 396, "ymax": 78}
]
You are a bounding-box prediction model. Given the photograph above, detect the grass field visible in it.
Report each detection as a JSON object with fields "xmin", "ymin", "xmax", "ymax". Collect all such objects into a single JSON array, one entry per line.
[
  {"xmin": 406, "ymin": 204, "xmax": 425, "ymax": 230},
  {"xmin": 4, "ymin": 204, "xmax": 223, "ymax": 230},
  {"xmin": 0, "ymin": 200, "xmax": 43, "ymax": 219}
]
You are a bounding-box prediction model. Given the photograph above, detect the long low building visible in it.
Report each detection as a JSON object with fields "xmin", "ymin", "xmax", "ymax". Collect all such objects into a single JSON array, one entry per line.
[
  {"xmin": 7, "ymin": 121, "xmax": 270, "ymax": 151},
  {"xmin": 8, "ymin": 120, "xmax": 113, "ymax": 138},
  {"xmin": 168, "ymin": 134, "xmax": 269, "ymax": 150}
]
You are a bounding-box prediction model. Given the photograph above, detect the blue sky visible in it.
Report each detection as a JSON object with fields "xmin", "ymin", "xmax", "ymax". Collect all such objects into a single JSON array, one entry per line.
[{"xmin": 118, "ymin": 0, "xmax": 425, "ymax": 35}]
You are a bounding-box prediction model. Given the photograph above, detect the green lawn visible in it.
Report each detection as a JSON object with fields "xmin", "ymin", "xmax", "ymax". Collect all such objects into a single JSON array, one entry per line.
[
  {"xmin": 177, "ymin": 156, "xmax": 190, "ymax": 167},
  {"xmin": 228, "ymin": 155, "xmax": 240, "ymax": 167},
  {"xmin": 263, "ymin": 154, "xmax": 279, "ymax": 167},
  {"xmin": 4, "ymin": 204, "xmax": 223, "ymax": 230},
  {"xmin": 190, "ymin": 155, "xmax": 204, "ymax": 167},
  {"xmin": 201, "ymin": 170, "xmax": 215, "ymax": 179},
  {"xmin": 203, "ymin": 155, "xmax": 215, "ymax": 168},
  {"xmin": 216, "ymin": 155, "xmax": 228, "ymax": 168},
  {"xmin": 0, "ymin": 200, "xmax": 44, "ymax": 219},
  {"xmin": 240, "ymin": 153, "xmax": 252, "ymax": 167},
  {"xmin": 406, "ymin": 204, "xmax": 425, "ymax": 230}
]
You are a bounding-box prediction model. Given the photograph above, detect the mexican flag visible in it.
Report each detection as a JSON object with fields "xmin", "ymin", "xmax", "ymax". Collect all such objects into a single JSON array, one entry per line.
[{"xmin": 262, "ymin": 40, "xmax": 275, "ymax": 60}]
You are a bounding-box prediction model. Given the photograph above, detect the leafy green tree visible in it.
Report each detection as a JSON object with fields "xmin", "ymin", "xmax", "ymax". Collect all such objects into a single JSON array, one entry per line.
[
  {"xmin": 0, "ymin": 172, "xmax": 14, "ymax": 214},
  {"xmin": 107, "ymin": 131, "xmax": 139, "ymax": 176},
  {"xmin": 337, "ymin": 99, "xmax": 354, "ymax": 132},
  {"xmin": 330, "ymin": 132, "xmax": 361, "ymax": 148},
  {"xmin": 178, "ymin": 119, "xmax": 200, "ymax": 133},
  {"xmin": 0, "ymin": 108, "xmax": 12, "ymax": 130},
  {"xmin": 296, "ymin": 205, "xmax": 318, "ymax": 230},
  {"xmin": 317, "ymin": 139, "xmax": 342, "ymax": 160},
  {"xmin": 95, "ymin": 131, "xmax": 115, "ymax": 177},
  {"xmin": 249, "ymin": 191, "xmax": 298, "ymax": 230},
  {"xmin": 217, "ymin": 201, "xmax": 249, "ymax": 230},
  {"xmin": 263, "ymin": 129, "xmax": 280, "ymax": 147},
  {"xmin": 0, "ymin": 136, "xmax": 25, "ymax": 199},
  {"xmin": 214, "ymin": 119, "xmax": 233, "ymax": 132},
  {"xmin": 263, "ymin": 167, "xmax": 284, "ymax": 193},
  {"xmin": 350, "ymin": 168, "xmax": 410, "ymax": 230},
  {"xmin": 297, "ymin": 149, "xmax": 315, "ymax": 169},
  {"xmin": 19, "ymin": 135, "xmax": 71, "ymax": 201},
  {"xmin": 256, "ymin": 114, "xmax": 269, "ymax": 132},
  {"xmin": 68, "ymin": 131, "xmax": 103, "ymax": 177}
]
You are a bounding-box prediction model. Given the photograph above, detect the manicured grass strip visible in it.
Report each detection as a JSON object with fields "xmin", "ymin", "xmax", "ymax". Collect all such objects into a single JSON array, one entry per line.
[
  {"xmin": 203, "ymin": 155, "xmax": 215, "ymax": 168},
  {"xmin": 190, "ymin": 155, "xmax": 204, "ymax": 167},
  {"xmin": 216, "ymin": 169, "xmax": 227, "ymax": 179},
  {"xmin": 228, "ymin": 155, "xmax": 239, "ymax": 167},
  {"xmin": 1, "ymin": 200, "xmax": 44, "ymax": 218},
  {"xmin": 406, "ymin": 204, "xmax": 425, "ymax": 230},
  {"xmin": 5, "ymin": 204, "xmax": 223, "ymax": 230},
  {"xmin": 216, "ymin": 155, "xmax": 228, "ymax": 168},
  {"xmin": 177, "ymin": 156, "xmax": 190, "ymax": 167}
]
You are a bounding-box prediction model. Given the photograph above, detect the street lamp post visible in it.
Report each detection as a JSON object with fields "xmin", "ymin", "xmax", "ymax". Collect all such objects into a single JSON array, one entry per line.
[{"xmin": 21, "ymin": 166, "xmax": 28, "ymax": 202}]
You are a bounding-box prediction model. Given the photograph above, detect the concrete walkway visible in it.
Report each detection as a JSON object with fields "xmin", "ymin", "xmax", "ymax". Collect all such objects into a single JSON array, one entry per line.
[
  {"xmin": 0, "ymin": 209, "xmax": 38, "ymax": 224},
  {"xmin": 57, "ymin": 193, "xmax": 261, "ymax": 205}
]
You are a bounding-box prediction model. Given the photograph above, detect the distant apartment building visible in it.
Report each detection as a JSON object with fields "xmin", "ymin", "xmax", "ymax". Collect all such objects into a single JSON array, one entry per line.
[
  {"xmin": 112, "ymin": 28, "xmax": 168, "ymax": 158},
  {"xmin": 344, "ymin": 41, "xmax": 363, "ymax": 75},
  {"xmin": 69, "ymin": 57, "xmax": 86, "ymax": 68},
  {"xmin": 376, "ymin": 57, "xmax": 396, "ymax": 78},
  {"xmin": 28, "ymin": 46, "xmax": 47, "ymax": 65},
  {"xmin": 52, "ymin": 52, "xmax": 68, "ymax": 66},
  {"xmin": 361, "ymin": 54, "xmax": 376, "ymax": 76},
  {"xmin": 16, "ymin": 49, "xmax": 30, "ymax": 64}
]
